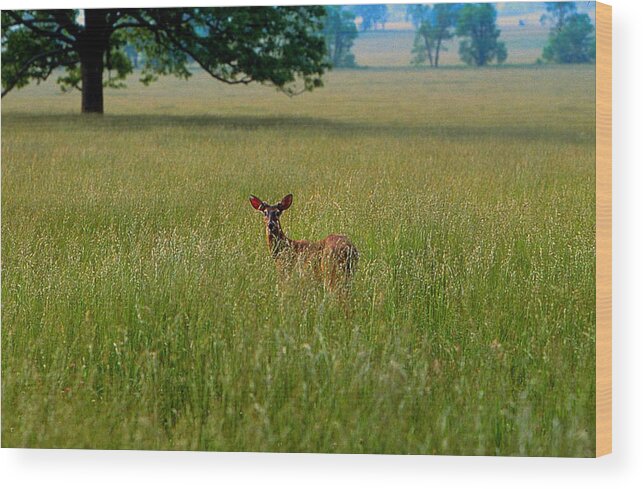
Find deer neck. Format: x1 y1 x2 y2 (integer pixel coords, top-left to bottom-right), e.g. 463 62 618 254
266 227 291 258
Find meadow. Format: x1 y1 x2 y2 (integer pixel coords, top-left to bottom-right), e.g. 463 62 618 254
353 23 549 67
1 29 596 455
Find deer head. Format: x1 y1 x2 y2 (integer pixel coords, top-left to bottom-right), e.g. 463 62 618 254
249 194 293 254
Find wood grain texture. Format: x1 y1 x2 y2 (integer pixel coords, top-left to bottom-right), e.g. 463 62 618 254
596 1 612 458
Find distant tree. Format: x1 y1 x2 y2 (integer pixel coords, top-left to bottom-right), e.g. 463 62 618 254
323 6 358 68
353 5 388 31
456 3 507 66
542 13 595 63
406 4 426 28
411 4 459 67
540 2 577 30
1 7 329 114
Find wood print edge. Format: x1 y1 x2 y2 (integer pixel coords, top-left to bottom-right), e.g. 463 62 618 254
595 1 612 458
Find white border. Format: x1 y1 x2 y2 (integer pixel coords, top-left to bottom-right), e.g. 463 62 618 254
1 0 642 487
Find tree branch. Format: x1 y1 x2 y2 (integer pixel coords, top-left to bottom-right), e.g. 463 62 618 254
51 11 81 38
163 31 254 85
111 21 149 31
1 48 72 97
277 84 310 97
6 11 76 45
127 11 254 86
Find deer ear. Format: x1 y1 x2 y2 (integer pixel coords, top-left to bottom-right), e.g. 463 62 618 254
249 195 265 211
279 194 293 211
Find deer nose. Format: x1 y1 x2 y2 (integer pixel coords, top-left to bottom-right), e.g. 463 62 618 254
268 221 277 231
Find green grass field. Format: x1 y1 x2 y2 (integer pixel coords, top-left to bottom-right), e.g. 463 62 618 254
2 30 596 456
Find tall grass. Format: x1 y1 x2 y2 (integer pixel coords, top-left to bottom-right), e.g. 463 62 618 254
1 64 595 455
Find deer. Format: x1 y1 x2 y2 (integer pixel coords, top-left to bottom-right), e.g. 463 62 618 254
249 193 358 292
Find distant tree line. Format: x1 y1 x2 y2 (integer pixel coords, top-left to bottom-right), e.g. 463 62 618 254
352 5 388 31
323 3 595 70
408 2 594 68
320 5 388 69
323 6 358 68
112 4 598 72
407 2 596 67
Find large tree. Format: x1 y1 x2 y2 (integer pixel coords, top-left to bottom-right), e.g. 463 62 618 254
1 7 329 114
456 3 507 67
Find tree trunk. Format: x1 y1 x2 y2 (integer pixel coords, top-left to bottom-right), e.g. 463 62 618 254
80 52 104 113
423 34 434 67
78 9 110 114
435 38 442 67
333 32 343 67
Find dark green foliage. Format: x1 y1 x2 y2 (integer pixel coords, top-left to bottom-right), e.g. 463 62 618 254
323 6 358 68
410 4 459 67
1 7 330 113
0 11 79 94
352 5 388 31
456 3 507 66
542 9 595 64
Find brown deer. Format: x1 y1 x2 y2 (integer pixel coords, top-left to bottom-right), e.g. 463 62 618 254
249 194 358 290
